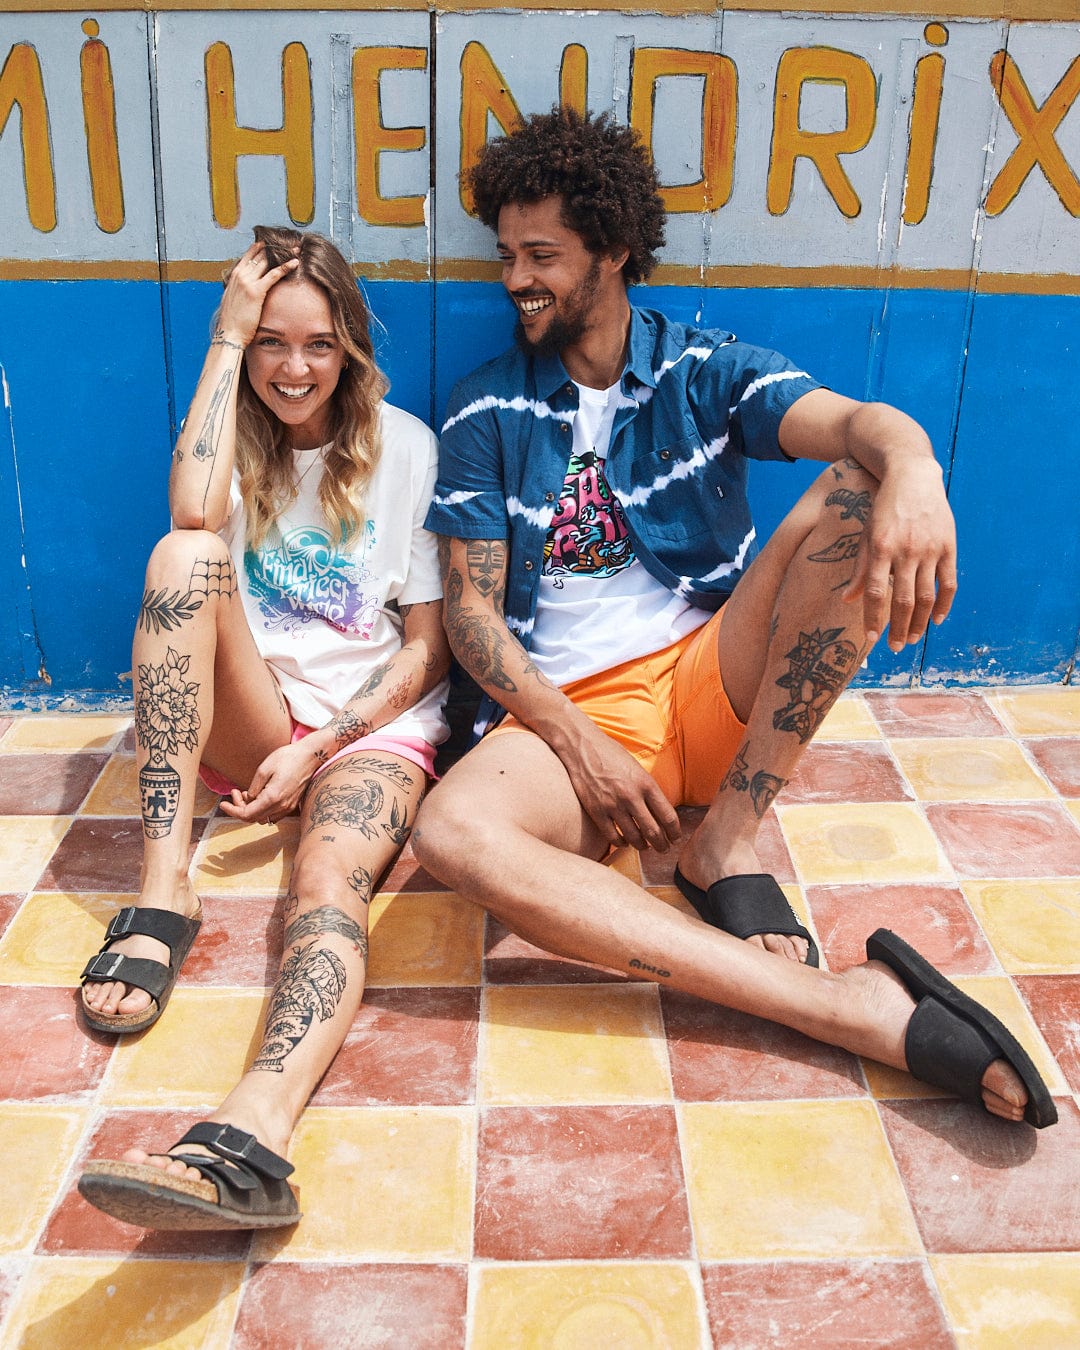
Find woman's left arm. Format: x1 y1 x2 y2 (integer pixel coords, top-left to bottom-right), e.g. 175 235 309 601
219 599 450 823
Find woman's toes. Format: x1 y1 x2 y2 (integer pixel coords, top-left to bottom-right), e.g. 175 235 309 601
982 1057 1027 1119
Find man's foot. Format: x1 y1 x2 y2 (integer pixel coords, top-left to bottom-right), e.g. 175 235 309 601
676 837 811 963
82 880 202 1022
119 1086 293 1180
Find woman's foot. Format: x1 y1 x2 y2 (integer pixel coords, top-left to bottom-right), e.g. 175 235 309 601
82 880 202 1021
118 1084 294 1179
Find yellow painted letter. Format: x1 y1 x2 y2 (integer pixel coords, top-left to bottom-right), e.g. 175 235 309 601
206 41 314 229
459 42 523 215
353 46 427 228
81 20 124 234
0 43 56 233
768 47 877 218
559 44 587 115
986 51 1080 217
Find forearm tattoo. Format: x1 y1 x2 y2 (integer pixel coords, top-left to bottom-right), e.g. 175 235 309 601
328 708 372 751
773 627 859 743
251 942 349 1074
444 567 517 694
719 741 788 818
210 327 245 353
192 367 235 464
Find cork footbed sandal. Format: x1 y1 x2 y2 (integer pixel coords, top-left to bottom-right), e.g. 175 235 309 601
78 1122 301 1230
79 902 202 1034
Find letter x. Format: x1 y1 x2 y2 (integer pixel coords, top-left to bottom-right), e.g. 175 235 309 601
986 52 1080 216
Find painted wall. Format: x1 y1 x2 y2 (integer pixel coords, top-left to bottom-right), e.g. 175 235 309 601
1 3 1077 707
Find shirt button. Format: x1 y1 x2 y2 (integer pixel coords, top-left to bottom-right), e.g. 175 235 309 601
560 424 569 434
660 450 671 460
524 560 534 571
544 492 555 502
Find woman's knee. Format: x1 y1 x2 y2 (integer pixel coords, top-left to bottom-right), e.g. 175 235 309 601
144 529 232 589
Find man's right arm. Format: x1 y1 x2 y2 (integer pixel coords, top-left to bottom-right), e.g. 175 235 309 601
439 535 680 853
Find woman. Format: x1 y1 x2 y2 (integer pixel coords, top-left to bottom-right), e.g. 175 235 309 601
77 227 450 1229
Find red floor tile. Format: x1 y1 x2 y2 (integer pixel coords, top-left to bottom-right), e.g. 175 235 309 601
639 808 795 886
661 988 865 1101
878 1097 1080 1253
785 742 912 804
926 803 1080 878
0 754 108 814
865 691 1007 738
181 895 284 987
310 988 480 1107
808 884 996 976
233 1263 467 1350
1025 737 1080 797
485 918 628 985
37 818 202 892
0 986 114 1101
474 1105 691 1260
0 893 24 937
42 1108 251 1259
702 1260 953 1349
1016 975 1080 1095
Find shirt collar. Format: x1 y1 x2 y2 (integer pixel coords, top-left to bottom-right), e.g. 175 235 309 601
531 302 656 403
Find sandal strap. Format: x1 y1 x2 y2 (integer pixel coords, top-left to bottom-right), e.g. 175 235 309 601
101 906 199 952
905 996 1001 1100
177 1123 294 1181
79 952 170 1001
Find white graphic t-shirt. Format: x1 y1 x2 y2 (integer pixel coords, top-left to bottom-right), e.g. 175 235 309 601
219 401 448 745
530 381 707 687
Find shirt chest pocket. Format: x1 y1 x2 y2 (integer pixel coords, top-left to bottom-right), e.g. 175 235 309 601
622 437 719 543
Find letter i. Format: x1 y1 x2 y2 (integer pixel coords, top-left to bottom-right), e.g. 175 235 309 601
80 18 125 232
902 23 948 226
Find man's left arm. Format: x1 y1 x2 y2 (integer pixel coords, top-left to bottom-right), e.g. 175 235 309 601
778 388 957 653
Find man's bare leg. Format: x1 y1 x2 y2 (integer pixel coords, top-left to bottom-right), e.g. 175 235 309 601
414 729 1028 1123
678 459 881 961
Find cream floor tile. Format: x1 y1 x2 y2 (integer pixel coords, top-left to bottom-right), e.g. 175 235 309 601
680 1100 921 1259
81 754 219 816
469 1262 707 1350
367 891 485 987
931 1253 1080 1350
1066 800 1080 831
191 816 299 895
1 715 130 753
863 972 1067 1100
963 879 1080 974
778 803 951 885
7 1257 245 1349
891 738 1054 802
816 694 880 742
0 817 71 891
0 892 126 985
0 1105 87 1254
252 1106 475 1263
988 689 1080 737
100 988 267 1106
480 984 670 1105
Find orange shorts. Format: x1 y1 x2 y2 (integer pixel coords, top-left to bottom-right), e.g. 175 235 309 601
498 604 746 808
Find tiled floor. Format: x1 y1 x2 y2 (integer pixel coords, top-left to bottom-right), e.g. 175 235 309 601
0 687 1078 1348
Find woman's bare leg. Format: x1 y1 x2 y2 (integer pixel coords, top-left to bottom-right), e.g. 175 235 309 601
83 529 291 1020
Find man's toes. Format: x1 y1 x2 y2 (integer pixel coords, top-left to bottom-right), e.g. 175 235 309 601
760 933 807 963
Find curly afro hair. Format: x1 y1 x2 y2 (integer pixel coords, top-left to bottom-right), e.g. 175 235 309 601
468 106 666 286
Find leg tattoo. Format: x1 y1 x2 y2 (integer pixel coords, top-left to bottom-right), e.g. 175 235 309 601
134 647 201 838
773 627 859 743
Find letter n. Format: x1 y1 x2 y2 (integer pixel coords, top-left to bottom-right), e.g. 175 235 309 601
0 43 56 232
459 42 522 215
205 41 314 229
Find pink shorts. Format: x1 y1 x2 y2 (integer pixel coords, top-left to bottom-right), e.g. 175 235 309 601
198 720 437 797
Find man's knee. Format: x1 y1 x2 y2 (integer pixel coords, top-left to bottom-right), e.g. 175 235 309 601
413 784 495 884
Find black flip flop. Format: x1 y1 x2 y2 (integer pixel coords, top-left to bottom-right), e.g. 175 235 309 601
866 928 1057 1129
673 869 819 967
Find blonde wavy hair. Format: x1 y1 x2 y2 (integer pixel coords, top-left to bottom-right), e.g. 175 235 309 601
220 226 388 550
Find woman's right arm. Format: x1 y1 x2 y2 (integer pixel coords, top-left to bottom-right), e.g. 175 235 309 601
169 242 298 531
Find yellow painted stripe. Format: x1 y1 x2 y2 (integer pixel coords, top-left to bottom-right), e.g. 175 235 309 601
4 256 1077 294
2 0 1075 13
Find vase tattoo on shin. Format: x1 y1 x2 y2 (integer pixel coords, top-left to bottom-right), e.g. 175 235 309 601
135 646 201 838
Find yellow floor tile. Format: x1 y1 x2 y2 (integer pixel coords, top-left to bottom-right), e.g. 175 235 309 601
191 816 299 894
866 973 1067 1100
932 1253 1080 1350
1066 800 1080 830
0 816 71 891
0 1105 87 1254
100 988 267 1106
0 892 126 986
8 1257 245 1349
252 1106 475 1262
778 802 950 884
608 847 643 884
470 1262 707 1349
1 714 130 752
988 688 1080 737
816 694 880 741
81 754 219 816
367 891 485 986
680 1100 921 1259
891 738 1054 802
963 879 1080 974
480 984 670 1105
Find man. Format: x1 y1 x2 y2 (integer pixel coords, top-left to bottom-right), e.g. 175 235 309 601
414 108 1054 1127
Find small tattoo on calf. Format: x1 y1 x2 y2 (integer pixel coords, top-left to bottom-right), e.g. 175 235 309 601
347 866 374 904
138 587 203 635
629 957 671 978
826 487 871 523
749 771 787 818
251 943 348 1073
808 532 862 565
773 627 859 743
720 742 750 793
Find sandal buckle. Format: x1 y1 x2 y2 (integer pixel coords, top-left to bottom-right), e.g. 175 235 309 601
209 1124 255 1161
86 952 125 980
106 907 136 938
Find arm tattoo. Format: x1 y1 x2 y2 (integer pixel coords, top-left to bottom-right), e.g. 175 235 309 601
192 367 235 463
210 327 245 353
773 627 859 742
328 708 372 751
444 567 517 694
353 663 390 702
251 942 350 1073
386 674 413 709
466 539 507 600
283 904 367 951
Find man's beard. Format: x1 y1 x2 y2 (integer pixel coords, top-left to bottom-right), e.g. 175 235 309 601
513 257 602 358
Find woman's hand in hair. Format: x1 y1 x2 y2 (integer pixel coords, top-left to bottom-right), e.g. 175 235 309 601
216 241 300 351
